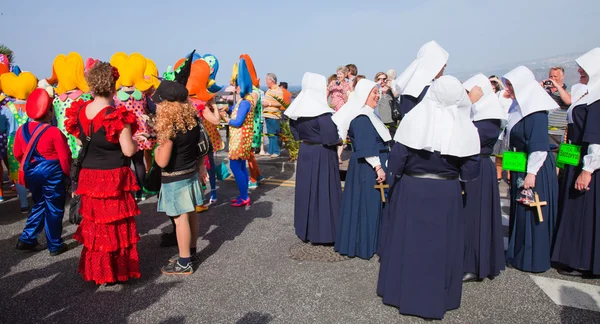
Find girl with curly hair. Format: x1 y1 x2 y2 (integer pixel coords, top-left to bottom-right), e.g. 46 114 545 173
152 52 206 274
65 62 141 285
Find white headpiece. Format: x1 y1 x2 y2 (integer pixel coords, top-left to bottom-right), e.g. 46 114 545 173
576 47 600 106
284 72 333 120
463 73 508 126
502 66 559 133
394 40 449 98
332 79 391 142
394 75 480 157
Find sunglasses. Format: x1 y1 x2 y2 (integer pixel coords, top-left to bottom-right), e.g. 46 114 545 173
377 77 388 82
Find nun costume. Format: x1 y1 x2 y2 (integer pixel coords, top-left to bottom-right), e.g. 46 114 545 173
333 79 391 259
461 74 508 282
552 48 600 276
503 66 559 273
393 40 449 118
284 72 342 244
377 75 481 320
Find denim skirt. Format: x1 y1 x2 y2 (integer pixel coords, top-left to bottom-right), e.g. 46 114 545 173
157 172 203 217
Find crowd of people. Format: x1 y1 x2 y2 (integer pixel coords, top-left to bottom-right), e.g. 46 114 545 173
287 41 600 319
0 51 294 280
0 40 599 320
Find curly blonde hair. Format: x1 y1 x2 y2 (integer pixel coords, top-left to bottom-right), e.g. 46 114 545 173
86 62 117 97
155 100 199 143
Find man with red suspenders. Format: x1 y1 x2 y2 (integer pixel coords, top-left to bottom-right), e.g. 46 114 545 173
13 88 72 255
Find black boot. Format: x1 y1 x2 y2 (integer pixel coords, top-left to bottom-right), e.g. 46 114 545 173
16 240 40 251
49 243 69 256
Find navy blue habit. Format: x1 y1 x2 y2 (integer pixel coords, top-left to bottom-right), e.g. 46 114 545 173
399 86 429 118
290 113 342 244
552 100 600 275
335 115 388 259
463 119 505 280
377 142 480 320
505 111 558 273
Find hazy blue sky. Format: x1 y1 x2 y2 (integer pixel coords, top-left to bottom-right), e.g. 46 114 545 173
1 0 598 86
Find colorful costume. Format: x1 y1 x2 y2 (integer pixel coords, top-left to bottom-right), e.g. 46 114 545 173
65 100 141 285
1 70 37 183
14 89 71 253
110 52 156 151
46 52 93 158
0 61 9 164
227 58 255 205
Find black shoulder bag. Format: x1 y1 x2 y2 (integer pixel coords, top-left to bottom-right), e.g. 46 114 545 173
69 112 93 225
390 90 402 122
197 120 213 158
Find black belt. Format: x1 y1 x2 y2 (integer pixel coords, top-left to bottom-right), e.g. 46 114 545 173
402 171 458 180
302 141 323 146
480 153 492 157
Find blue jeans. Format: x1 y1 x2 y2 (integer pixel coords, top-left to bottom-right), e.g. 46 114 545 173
265 118 280 155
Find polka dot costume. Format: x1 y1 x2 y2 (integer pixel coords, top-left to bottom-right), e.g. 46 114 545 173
53 93 92 158
113 92 156 151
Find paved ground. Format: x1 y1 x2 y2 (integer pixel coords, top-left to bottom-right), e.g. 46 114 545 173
1 154 599 323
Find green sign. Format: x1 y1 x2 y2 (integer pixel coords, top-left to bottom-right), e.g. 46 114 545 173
502 151 528 172
557 161 565 169
557 143 582 167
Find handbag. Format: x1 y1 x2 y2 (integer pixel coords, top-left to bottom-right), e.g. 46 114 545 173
197 120 213 158
144 161 162 192
69 113 93 225
390 92 402 122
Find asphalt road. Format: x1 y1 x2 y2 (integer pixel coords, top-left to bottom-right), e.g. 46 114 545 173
1 154 599 323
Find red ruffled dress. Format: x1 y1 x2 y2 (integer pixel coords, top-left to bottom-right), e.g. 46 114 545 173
65 100 141 285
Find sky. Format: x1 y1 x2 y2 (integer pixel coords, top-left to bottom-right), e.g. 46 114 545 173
1 0 598 87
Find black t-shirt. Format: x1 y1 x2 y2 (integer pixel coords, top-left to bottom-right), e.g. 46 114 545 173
161 122 201 183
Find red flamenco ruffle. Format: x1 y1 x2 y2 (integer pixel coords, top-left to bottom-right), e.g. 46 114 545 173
78 194 140 224
64 99 88 138
103 106 138 144
77 244 141 285
76 167 140 198
74 217 140 252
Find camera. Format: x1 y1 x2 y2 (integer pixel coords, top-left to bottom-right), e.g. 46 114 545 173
544 80 553 87
336 81 341 86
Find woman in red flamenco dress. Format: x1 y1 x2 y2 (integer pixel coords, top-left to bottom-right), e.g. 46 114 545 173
65 62 141 285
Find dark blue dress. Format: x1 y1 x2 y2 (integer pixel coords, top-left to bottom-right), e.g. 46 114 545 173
377 142 480 320
335 115 389 259
505 111 558 273
290 113 342 244
399 86 429 118
463 119 505 279
552 100 600 274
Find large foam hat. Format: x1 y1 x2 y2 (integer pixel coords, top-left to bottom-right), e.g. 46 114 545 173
0 71 38 100
26 88 53 119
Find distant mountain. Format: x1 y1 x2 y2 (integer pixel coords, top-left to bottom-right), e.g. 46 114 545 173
453 52 583 89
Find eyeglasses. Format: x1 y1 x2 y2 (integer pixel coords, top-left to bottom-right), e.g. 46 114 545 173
377 78 387 82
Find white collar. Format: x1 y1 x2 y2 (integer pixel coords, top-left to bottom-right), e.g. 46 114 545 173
394 75 480 157
355 105 392 142
567 83 589 124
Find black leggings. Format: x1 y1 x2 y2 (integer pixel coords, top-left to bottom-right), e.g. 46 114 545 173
132 150 146 193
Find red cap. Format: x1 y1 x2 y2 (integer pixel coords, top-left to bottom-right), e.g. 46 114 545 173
26 88 53 120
